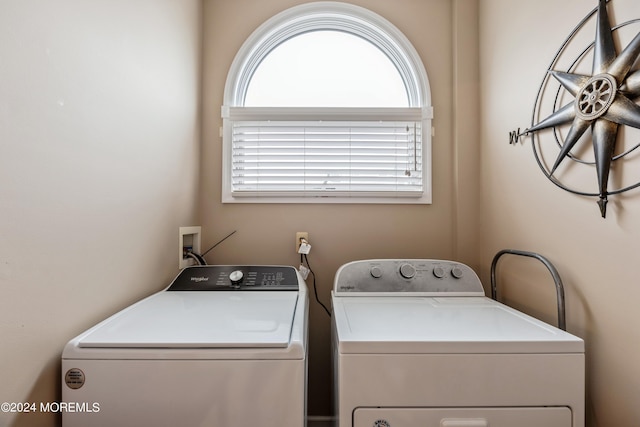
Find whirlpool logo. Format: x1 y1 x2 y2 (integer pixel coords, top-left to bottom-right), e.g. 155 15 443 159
190 276 209 283
373 420 390 427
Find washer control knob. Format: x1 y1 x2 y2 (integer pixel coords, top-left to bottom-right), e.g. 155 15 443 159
370 266 383 279
399 263 416 279
229 270 244 287
451 266 464 279
433 266 446 279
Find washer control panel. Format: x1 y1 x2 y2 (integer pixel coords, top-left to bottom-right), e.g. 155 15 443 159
168 265 300 291
333 259 484 295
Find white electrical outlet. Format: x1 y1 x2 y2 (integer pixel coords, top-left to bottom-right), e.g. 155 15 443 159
179 226 201 269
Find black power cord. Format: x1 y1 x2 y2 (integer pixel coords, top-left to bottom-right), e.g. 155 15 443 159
185 251 207 266
185 230 238 266
301 253 331 317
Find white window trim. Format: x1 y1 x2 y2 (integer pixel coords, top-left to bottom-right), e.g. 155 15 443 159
221 1 433 204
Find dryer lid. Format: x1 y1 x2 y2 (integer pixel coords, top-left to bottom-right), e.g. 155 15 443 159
78 291 299 348
332 296 584 354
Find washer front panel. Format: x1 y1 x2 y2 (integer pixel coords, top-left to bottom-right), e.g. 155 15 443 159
62 356 306 427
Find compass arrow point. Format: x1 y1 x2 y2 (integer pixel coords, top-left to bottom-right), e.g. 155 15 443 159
594 0 616 75
597 197 608 218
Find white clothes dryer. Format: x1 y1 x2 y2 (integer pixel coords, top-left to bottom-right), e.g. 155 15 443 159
62 265 308 427
332 259 584 427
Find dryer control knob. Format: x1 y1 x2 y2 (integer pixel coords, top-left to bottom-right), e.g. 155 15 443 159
229 270 244 286
399 263 416 279
451 266 464 279
433 266 446 279
370 266 383 279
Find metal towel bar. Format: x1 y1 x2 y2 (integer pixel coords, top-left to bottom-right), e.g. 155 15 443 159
490 249 566 331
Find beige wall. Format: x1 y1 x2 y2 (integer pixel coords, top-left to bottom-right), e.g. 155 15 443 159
0 1 201 426
202 0 480 416
480 0 640 425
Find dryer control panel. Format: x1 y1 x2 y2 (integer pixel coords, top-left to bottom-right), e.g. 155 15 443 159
333 259 485 296
168 265 300 291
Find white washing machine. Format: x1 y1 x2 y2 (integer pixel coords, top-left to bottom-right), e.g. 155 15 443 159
62 265 308 427
332 259 584 427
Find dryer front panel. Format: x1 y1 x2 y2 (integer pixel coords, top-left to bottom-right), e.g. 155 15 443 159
354 407 572 427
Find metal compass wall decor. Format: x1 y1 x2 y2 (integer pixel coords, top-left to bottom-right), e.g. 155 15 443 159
510 0 640 218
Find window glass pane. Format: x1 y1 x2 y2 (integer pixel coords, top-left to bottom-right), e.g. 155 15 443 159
244 30 409 107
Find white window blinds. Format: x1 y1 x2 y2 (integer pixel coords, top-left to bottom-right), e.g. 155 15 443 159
223 107 427 199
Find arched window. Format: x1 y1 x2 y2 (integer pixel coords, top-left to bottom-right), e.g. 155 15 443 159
222 2 433 203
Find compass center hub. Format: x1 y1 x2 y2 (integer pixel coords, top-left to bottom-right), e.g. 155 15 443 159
575 74 617 120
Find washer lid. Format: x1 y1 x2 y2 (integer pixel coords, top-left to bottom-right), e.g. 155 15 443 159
78 291 299 348
332 296 584 354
